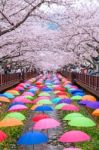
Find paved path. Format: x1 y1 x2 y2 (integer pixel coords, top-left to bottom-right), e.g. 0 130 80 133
18 106 64 150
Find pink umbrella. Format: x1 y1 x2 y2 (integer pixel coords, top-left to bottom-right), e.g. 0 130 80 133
33 118 60 130
13 96 32 104
32 97 50 104
63 148 82 150
22 92 34 96
8 104 27 112
59 130 90 143
61 104 80 111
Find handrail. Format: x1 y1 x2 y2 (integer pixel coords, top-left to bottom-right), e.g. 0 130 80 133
62 72 99 97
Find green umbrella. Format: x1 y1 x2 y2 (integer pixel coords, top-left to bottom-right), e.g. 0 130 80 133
39 92 50 96
71 95 82 101
63 112 84 121
25 96 33 100
37 100 52 105
68 116 96 127
55 103 68 110
4 112 26 121
52 97 61 104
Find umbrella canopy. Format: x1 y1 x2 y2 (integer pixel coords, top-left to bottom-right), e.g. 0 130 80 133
55 103 68 110
58 130 90 143
39 92 50 97
78 100 89 105
57 99 72 104
37 100 52 105
33 118 60 130
4 112 25 121
68 116 96 127
22 92 34 96
13 96 32 104
82 95 96 101
0 118 23 127
92 109 99 116
6 90 20 96
2 93 15 99
86 101 99 109
63 113 84 121
0 97 10 103
35 105 53 112
32 114 49 122
61 104 80 112
0 130 7 142
71 96 82 101
8 104 27 112
8 102 25 109
52 97 61 104
31 104 42 110
25 96 33 100
17 131 48 145
63 148 82 150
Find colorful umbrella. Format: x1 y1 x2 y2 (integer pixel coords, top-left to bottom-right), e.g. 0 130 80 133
57 99 72 104
58 130 90 143
0 118 23 127
55 103 68 110
61 104 80 112
63 148 82 150
8 104 27 112
0 130 7 142
33 118 60 130
3 93 15 99
37 100 52 105
71 96 82 101
25 96 33 100
6 90 20 96
35 105 53 112
68 116 96 127
22 92 34 96
32 114 49 122
31 104 42 110
82 95 96 101
63 113 84 121
39 92 50 96
13 96 32 104
0 97 10 103
4 112 25 121
92 109 99 116
52 97 61 104
86 101 99 109
17 131 48 150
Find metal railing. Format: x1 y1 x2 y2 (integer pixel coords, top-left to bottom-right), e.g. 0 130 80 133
62 72 99 97
0 71 38 91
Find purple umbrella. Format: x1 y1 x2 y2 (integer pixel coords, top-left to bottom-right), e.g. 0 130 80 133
57 99 72 104
78 100 90 105
86 101 99 109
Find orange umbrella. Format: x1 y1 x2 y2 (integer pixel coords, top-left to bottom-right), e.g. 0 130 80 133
6 90 20 96
0 118 23 127
0 97 10 103
92 109 99 116
82 95 96 101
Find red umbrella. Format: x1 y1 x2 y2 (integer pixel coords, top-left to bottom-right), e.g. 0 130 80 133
61 104 80 111
58 130 90 143
32 113 49 122
0 130 7 142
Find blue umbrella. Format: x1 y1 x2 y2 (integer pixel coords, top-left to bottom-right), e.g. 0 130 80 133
17 131 48 150
73 92 85 96
35 105 53 112
78 100 90 105
3 93 15 99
